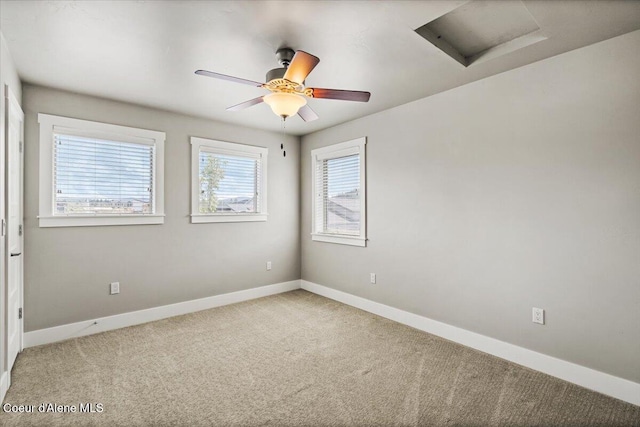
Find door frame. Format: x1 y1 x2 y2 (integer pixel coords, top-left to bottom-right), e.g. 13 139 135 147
2 85 24 399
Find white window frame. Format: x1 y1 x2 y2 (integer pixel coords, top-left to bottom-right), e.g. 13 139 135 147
38 114 165 227
190 137 268 223
311 137 366 247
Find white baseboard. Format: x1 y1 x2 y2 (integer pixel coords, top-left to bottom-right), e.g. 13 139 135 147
24 280 300 348
0 371 8 404
22 278 640 406
300 280 640 406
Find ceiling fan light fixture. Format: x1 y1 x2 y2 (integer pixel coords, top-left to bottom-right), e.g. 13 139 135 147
263 92 307 119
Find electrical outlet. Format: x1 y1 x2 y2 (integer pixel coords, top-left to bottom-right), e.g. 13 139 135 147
110 282 120 295
532 307 544 325
370 273 376 284
266 261 272 271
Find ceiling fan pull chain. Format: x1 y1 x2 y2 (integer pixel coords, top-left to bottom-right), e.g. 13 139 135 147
281 117 286 157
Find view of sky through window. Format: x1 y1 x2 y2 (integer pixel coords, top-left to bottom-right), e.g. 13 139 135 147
54 134 153 215
325 154 359 197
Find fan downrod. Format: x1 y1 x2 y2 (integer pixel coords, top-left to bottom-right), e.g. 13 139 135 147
275 48 295 68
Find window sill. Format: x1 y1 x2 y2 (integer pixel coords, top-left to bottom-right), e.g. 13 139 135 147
38 214 165 228
311 233 367 247
191 213 268 223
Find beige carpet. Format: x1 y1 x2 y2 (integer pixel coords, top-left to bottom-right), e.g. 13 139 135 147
1 290 638 426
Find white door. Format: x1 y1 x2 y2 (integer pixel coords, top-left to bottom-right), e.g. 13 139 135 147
6 86 24 374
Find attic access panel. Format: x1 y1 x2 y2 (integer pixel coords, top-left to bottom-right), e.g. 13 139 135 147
415 0 547 67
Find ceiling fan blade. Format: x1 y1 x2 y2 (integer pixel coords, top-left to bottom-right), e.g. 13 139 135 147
297 104 319 122
226 96 264 112
283 51 320 85
195 70 264 87
310 88 371 102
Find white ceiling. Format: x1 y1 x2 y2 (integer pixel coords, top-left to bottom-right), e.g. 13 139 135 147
1 1 640 136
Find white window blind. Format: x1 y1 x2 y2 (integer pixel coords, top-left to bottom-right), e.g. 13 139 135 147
316 154 360 235
53 133 154 215
199 150 262 214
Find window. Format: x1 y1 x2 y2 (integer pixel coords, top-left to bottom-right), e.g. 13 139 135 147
38 114 165 227
311 137 366 247
190 137 268 223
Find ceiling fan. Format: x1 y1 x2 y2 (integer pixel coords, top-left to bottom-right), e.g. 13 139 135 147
195 48 371 122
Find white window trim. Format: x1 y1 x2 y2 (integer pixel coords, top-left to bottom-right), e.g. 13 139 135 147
190 137 268 223
311 136 367 247
38 114 165 227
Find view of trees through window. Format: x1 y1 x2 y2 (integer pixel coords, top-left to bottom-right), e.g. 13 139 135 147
198 152 259 214
199 154 226 213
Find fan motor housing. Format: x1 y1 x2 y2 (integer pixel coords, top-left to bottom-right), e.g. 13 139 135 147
266 67 286 83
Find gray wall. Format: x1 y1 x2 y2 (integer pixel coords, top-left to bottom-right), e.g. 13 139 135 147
1 32 22 382
23 85 300 332
300 30 640 382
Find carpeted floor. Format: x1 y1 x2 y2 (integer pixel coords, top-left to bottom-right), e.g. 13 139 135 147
1 290 638 426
